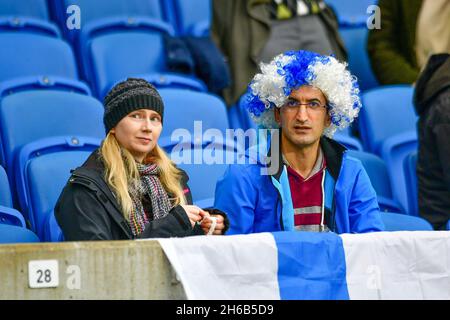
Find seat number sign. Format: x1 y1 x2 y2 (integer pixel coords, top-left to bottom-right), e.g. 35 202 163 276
28 260 59 288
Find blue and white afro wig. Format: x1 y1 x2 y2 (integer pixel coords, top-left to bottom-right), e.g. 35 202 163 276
246 50 362 138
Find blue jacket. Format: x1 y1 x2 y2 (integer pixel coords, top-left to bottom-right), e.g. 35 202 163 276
214 136 385 234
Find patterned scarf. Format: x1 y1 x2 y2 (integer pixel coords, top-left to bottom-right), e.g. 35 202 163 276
128 162 171 236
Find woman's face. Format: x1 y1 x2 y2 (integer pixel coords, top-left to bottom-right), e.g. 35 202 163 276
111 109 162 163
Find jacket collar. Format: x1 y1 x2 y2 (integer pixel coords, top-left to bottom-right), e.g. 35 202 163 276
269 132 346 181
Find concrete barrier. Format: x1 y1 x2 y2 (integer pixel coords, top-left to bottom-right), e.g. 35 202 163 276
0 240 186 299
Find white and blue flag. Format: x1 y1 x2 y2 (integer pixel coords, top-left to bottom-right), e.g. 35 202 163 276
159 231 450 300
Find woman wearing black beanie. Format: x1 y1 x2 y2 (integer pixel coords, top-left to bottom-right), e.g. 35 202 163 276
55 78 229 240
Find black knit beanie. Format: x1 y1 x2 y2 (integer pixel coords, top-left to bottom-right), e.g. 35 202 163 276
103 78 164 134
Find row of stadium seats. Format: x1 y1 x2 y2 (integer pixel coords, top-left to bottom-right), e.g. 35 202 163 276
0 21 207 98
1 0 445 242
0 0 375 38
0 0 380 96
1 0 211 37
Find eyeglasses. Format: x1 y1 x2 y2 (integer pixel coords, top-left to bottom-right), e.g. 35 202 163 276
281 99 327 112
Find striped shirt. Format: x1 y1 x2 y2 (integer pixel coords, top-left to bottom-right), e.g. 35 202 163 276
284 149 330 232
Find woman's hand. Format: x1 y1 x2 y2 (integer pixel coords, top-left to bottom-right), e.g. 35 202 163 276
181 205 208 228
200 214 225 235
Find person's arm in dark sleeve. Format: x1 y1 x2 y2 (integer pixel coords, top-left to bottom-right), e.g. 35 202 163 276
55 184 115 241
367 0 419 84
433 123 450 191
137 205 200 238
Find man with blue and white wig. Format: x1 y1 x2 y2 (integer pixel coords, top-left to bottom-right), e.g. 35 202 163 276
215 50 385 234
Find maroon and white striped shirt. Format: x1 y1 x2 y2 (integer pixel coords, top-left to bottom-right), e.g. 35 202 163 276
284 149 329 232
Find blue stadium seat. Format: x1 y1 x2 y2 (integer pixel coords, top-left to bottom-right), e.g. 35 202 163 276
334 133 363 151
325 0 377 26
49 0 168 42
360 85 417 154
0 32 78 83
0 0 49 20
0 89 103 170
404 151 418 217
339 25 378 91
171 0 211 36
106 73 207 96
0 76 91 98
78 17 205 97
381 212 433 231
0 223 40 243
347 150 404 213
17 137 99 240
0 89 104 214
46 212 64 242
381 131 418 215
173 140 244 207
0 17 59 37
0 205 26 227
0 165 12 207
158 88 230 149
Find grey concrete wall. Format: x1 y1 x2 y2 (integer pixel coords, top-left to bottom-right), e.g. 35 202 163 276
0 240 186 299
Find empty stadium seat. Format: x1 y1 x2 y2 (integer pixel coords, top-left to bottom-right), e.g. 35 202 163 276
106 73 207 96
158 88 230 149
381 131 418 215
0 89 104 217
171 0 211 36
0 0 49 20
325 0 377 26
0 76 91 98
0 165 12 207
0 16 60 37
0 223 40 243
174 140 244 207
347 150 404 213
78 17 206 97
17 137 99 240
49 0 168 42
0 205 26 227
339 25 378 91
381 212 433 231
0 32 78 83
360 85 417 154
404 151 418 217
0 89 103 169
334 133 363 151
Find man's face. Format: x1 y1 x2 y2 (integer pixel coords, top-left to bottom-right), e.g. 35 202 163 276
274 85 331 148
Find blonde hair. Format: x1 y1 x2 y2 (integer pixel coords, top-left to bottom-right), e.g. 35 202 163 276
100 132 186 219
